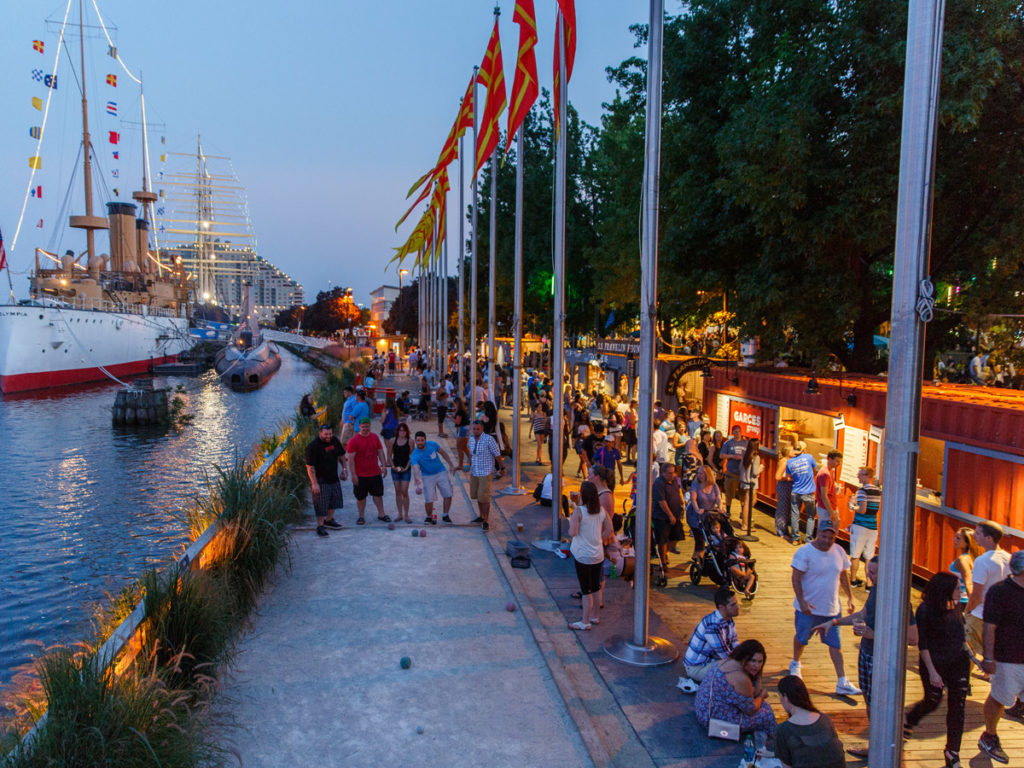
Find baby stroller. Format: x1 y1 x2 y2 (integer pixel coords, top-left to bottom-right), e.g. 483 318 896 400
688 514 759 598
621 499 669 588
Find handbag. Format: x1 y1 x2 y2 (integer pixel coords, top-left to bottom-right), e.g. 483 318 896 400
706 669 741 741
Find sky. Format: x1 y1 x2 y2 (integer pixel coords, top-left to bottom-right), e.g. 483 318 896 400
1 0 654 307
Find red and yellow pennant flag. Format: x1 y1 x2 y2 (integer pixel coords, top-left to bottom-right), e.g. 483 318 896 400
474 18 507 178
505 0 539 153
403 77 475 203
553 0 576 137
33 40 45 54
106 73 117 87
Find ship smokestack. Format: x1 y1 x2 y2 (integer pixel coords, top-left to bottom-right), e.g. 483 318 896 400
135 219 150 274
106 202 137 272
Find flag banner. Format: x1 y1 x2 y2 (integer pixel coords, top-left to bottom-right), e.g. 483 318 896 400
31 186 42 198
403 76 475 203
475 18 507 177
107 44 117 58
34 70 58 89
32 97 42 111
28 156 42 169
111 169 119 178
160 154 166 162
553 0 577 136
0 225 8 271
33 40 44 54
37 219 44 228
157 206 165 215
159 189 164 198
506 0 539 154
112 151 119 159
160 136 165 144
106 74 117 87
112 187 119 196
108 131 120 144
31 69 43 82
29 126 41 139
158 170 164 179
106 101 117 115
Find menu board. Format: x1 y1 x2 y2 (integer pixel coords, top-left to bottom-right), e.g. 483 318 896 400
716 394 730 435
840 426 869 487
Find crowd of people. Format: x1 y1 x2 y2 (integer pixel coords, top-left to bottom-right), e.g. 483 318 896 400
301 355 1023 767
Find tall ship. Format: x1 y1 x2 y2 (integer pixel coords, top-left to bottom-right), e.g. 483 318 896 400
0 5 191 394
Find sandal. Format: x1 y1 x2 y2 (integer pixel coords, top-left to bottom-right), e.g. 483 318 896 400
378 515 392 523
590 617 600 625
357 518 366 525
569 621 591 631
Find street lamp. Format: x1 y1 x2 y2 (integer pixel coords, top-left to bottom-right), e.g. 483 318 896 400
399 268 409 291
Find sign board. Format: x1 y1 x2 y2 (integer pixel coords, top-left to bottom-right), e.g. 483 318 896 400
716 394 730 435
595 338 640 356
868 425 883 443
840 426 869 487
833 414 846 431
729 400 763 440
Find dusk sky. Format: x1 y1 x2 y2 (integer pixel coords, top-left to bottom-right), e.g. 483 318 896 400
1 1 653 307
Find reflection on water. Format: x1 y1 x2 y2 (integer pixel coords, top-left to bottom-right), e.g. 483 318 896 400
0 349 321 686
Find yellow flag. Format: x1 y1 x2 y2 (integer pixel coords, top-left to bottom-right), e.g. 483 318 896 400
29 156 42 169
32 97 42 111
160 154 166 162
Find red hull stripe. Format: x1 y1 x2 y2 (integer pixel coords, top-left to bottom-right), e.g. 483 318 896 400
0 356 178 393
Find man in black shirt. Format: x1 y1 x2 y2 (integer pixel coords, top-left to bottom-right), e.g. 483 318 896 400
979 549 1024 764
305 423 347 537
651 463 683 565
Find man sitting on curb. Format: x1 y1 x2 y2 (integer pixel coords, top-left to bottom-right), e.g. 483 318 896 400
677 586 740 692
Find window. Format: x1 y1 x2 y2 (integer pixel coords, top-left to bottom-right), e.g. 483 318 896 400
778 407 835 462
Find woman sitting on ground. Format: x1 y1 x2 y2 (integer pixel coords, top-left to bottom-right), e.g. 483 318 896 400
774 675 845 768
694 639 777 740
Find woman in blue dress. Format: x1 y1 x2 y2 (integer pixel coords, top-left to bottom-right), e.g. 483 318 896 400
694 639 777 739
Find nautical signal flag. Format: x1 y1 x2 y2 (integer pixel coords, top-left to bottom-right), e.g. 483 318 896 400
553 0 576 137
506 0 539 154
33 40 44 53
108 131 120 145
111 169 119 178
31 186 42 198
0 225 7 271
29 156 42 169
29 126 41 139
33 70 58 89
112 151 119 159
106 74 117 87
107 44 117 58
113 188 119 197
160 154 166 162
474 18 507 178
31 69 43 82
32 97 42 111
37 219 44 229
106 101 117 116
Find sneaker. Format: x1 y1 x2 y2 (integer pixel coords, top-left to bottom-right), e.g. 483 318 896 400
428 516 437 525
836 678 862 696
471 516 484 524
788 660 802 678
441 515 452 523
423 517 432 525
323 519 343 529
850 578 864 587
845 747 869 760
978 732 1009 763
316 525 329 537
482 522 489 531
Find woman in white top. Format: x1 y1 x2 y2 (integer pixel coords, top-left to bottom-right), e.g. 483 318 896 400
568 481 613 630
739 438 763 532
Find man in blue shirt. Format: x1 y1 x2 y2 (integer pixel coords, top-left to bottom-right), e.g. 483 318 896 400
680 586 741 687
720 425 748 519
785 441 819 543
347 389 371 433
339 386 356 445
410 430 456 524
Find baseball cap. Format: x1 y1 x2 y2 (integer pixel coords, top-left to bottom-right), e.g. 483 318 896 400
604 434 615 442
819 520 836 532
358 417 371 425
1010 549 1024 575
319 423 332 430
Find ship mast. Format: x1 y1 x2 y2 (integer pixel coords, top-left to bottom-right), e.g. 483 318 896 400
68 0 109 259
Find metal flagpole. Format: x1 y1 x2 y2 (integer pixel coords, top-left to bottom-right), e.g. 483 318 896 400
488 142 498 408
418 262 424 354
870 0 945 763
442 224 448 380
458 130 466 399
470 67 480 411
605 0 677 666
535 7 568 551
501 124 528 496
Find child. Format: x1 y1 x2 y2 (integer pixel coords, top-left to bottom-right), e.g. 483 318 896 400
728 539 756 599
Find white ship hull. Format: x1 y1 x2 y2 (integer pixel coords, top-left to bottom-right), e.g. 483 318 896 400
0 304 190 393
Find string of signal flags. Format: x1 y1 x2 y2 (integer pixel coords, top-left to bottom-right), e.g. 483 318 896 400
391 0 575 270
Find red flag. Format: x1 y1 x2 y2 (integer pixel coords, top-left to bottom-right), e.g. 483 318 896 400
108 131 120 145
33 40 44 54
553 0 576 137
106 73 117 87
0 225 8 271
474 19 507 178
505 0 539 153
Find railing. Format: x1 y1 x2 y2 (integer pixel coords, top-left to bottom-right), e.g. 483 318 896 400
27 294 183 319
264 329 330 349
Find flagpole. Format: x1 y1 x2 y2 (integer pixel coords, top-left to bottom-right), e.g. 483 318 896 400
604 0 677 667
442 226 449 380
470 67 480 409
488 141 498 408
536 7 567 552
458 129 466 400
506 124 528 495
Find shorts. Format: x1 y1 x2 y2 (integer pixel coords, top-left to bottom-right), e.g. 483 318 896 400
421 471 453 503
848 524 878 561
390 468 411 482
724 472 740 501
857 643 874 707
457 426 470 438
436 406 448 421
353 474 384 500
815 505 833 524
469 473 492 500
965 613 984 656
574 558 603 595
990 661 1024 707
312 481 344 517
652 517 672 546
339 423 354 447
794 611 841 649
381 428 396 440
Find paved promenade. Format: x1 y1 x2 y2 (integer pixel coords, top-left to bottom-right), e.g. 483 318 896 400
217 372 1023 766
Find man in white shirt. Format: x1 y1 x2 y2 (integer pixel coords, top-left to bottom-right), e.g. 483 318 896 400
652 417 670 465
789 521 862 695
965 521 1012 657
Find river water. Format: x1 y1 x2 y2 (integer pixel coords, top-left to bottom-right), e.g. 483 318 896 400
0 349 322 688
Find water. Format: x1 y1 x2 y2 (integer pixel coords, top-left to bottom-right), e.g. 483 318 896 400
0 348 322 687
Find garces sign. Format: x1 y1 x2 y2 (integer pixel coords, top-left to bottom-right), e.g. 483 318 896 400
729 400 762 440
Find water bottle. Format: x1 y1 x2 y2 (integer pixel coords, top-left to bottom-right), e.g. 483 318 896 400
610 561 618 579
742 733 755 764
